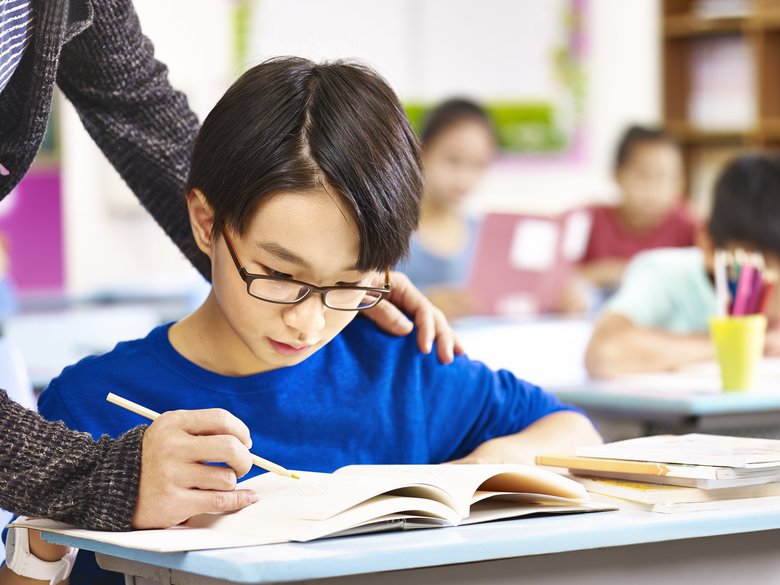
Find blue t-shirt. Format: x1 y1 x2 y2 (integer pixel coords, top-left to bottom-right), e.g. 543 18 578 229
36 317 576 584
604 247 716 334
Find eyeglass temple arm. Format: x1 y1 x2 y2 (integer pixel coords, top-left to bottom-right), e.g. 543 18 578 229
221 227 245 271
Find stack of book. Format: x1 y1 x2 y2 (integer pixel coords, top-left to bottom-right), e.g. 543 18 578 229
537 434 780 513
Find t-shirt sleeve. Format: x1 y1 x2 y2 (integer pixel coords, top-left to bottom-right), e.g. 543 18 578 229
604 252 674 328
419 352 581 462
38 378 82 432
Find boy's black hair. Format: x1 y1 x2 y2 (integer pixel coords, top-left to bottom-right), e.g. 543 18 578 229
186 57 422 272
420 98 496 147
614 125 679 170
708 153 780 255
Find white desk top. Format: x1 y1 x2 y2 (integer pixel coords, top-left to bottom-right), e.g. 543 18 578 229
45 505 780 584
455 317 780 418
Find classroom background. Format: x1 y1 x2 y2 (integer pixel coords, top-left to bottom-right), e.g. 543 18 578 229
4 0 778 429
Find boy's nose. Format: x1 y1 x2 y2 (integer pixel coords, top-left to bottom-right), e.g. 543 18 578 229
283 294 327 339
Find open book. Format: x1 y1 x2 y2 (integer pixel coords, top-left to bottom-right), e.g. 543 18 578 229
16 464 609 553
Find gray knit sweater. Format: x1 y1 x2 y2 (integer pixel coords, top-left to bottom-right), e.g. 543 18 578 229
0 0 207 530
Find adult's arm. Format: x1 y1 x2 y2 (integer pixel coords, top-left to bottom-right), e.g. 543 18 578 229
0 391 257 531
55 0 208 278
0 389 143 530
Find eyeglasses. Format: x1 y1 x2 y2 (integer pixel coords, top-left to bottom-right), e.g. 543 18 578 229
221 227 391 311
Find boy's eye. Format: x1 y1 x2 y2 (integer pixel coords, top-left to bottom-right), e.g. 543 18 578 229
261 265 293 279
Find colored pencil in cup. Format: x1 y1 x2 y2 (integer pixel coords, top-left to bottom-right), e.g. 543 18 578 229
714 249 729 317
732 261 756 316
106 392 300 479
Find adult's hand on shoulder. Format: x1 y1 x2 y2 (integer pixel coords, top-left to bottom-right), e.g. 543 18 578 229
131 409 257 529
363 271 464 364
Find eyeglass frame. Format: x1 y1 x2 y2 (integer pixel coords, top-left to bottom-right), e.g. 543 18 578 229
221 226 392 311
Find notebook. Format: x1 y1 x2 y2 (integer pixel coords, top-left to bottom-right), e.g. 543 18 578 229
577 476 780 513
467 209 592 315
575 434 780 468
16 464 610 553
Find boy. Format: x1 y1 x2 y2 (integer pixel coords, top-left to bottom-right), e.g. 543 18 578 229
34 58 600 584
586 153 780 378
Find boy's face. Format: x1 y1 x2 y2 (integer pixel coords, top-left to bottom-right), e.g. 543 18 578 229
199 188 385 374
616 142 684 227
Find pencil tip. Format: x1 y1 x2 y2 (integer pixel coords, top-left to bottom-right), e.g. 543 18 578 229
291 473 300 480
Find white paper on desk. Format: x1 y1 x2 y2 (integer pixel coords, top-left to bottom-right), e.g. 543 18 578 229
594 358 780 395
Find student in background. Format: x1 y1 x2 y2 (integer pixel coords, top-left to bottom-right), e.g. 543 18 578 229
585 153 780 378
580 125 696 291
400 99 497 320
35 59 600 584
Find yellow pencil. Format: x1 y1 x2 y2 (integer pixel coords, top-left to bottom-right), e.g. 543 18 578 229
106 392 299 479
536 453 670 476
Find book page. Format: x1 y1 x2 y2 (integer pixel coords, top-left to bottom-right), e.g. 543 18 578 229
336 464 588 517
234 471 453 521
189 494 461 543
577 434 780 468
463 499 612 525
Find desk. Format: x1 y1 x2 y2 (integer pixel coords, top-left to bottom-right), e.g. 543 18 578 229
44 506 780 584
455 318 780 440
454 317 592 389
553 362 780 440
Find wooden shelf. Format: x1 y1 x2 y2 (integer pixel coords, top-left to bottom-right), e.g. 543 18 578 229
665 123 760 144
663 12 780 37
756 117 780 137
663 15 747 37
661 0 780 205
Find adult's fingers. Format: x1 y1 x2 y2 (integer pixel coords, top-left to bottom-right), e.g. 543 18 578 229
182 434 254 479
187 489 260 516
160 408 252 448
431 307 460 363
181 463 239 491
362 298 414 336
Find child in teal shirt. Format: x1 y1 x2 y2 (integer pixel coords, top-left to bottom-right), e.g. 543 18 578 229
586 153 780 377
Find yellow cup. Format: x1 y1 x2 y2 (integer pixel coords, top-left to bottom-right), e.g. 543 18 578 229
709 315 767 392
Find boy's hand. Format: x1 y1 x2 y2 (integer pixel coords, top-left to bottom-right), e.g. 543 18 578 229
132 409 258 529
447 437 536 466
363 271 464 364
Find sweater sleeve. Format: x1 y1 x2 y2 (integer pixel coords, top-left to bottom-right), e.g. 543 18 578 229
0 390 144 531
55 0 209 279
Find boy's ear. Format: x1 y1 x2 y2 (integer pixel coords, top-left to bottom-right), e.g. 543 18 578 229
187 189 216 257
